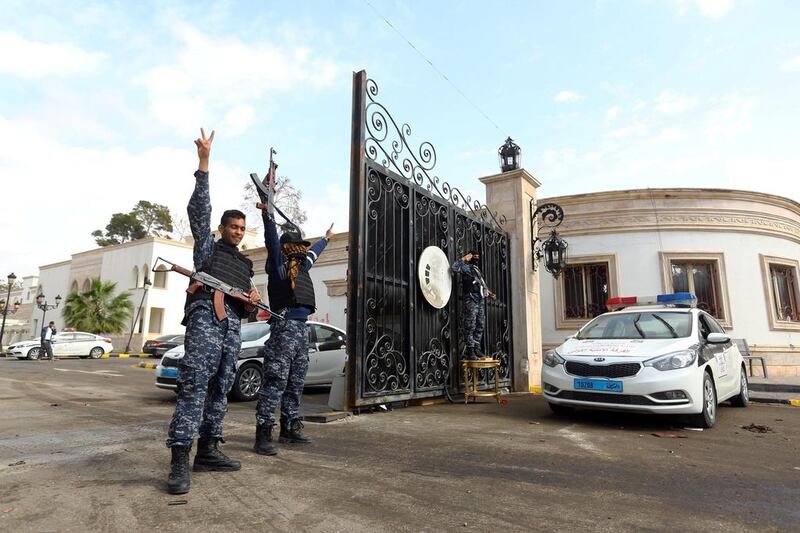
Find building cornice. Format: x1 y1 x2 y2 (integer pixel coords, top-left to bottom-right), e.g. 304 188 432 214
538 188 800 244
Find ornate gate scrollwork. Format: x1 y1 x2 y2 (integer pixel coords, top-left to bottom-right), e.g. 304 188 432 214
347 71 514 407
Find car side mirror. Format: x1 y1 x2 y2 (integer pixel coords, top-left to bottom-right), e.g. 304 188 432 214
706 332 730 344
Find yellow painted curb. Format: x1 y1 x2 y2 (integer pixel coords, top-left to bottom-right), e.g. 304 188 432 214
529 385 543 394
118 353 130 358
100 354 110 359
137 362 157 369
790 399 800 407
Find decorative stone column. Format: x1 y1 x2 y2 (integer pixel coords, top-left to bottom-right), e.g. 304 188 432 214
480 168 543 393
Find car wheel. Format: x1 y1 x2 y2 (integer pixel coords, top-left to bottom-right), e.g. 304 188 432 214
231 363 263 402
26 347 42 360
89 347 104 359
730 366 749 408
690 372 717 428
548 402 574 416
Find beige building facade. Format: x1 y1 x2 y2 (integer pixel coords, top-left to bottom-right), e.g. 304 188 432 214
538 188 800 378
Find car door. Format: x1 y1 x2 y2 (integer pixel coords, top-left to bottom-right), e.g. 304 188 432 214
705 314 738 397
697 314 730 396
51 333 75 356
307 324 346 385
73 333 97 356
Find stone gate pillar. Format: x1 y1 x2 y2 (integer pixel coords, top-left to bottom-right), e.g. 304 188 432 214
480 168 542 393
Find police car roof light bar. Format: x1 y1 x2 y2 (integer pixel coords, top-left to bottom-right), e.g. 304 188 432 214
606 292 697 310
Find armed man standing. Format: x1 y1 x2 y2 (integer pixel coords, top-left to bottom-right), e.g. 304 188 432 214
253 198 334 455
165 128 260 495
451 250 496 360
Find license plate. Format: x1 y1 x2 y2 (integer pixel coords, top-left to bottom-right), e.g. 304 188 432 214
161 368 178 378
574 378 623 392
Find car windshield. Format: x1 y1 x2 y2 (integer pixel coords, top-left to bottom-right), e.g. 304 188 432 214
577 312 692 339
240 322 270 342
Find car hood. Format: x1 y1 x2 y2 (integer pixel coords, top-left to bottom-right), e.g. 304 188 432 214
10 340 39 347
557 338 692 358
162 345 185 360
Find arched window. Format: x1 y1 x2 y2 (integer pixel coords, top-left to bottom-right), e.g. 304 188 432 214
70 281 79 294
82 279 91 293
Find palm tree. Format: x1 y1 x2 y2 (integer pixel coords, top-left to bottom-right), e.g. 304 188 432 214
63 278 133 334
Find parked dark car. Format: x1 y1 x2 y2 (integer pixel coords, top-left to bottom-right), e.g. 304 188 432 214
142 334 185 357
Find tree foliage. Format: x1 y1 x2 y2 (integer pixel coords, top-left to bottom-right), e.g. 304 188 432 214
132 200 173 237
93 200 173 246
63 278 133 334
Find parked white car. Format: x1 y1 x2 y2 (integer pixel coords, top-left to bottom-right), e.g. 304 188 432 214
542 293 748 428
155 320 347 401
8 332 114 360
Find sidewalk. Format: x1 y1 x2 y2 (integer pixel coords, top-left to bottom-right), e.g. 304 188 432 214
748 376 800 406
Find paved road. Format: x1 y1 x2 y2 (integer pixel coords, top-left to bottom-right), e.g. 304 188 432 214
1 358 798 532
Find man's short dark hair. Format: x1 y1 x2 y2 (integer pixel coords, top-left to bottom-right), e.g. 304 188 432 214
220 210 246 226
48 321 55 325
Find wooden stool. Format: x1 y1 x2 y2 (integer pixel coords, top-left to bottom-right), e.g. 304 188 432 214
462 357 501 404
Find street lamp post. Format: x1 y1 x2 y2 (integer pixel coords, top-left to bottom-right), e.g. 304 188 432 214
125 276 152 353
36 292 62 361
0 272 20 352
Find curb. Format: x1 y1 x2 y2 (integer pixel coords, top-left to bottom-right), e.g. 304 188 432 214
137 362 158 369
749 396 800 407
529 385 542 394
100 353 159 359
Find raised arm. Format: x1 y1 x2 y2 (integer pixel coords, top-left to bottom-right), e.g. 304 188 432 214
301 223 333 272
263 209 287 279
451 253 473 275
187 128 215 269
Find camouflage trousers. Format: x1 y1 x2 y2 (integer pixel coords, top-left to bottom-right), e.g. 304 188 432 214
255 319 309 426
166 303 241 448
462 294 486 355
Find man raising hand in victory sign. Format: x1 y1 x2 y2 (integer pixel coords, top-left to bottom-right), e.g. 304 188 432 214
165 128 258 495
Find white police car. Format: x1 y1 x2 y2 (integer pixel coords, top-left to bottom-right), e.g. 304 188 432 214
542 293 749 428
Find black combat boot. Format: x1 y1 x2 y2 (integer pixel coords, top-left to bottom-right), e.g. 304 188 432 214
279 419 312 444
167 445 191 494
254 423 277 456
193 436 241 472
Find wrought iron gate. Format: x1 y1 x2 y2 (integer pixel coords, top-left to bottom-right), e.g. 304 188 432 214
346 71 513 408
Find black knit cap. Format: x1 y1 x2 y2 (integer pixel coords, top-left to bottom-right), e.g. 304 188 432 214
279 225 311 247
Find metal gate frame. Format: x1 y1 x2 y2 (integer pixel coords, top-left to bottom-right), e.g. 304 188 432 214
346 71 513 409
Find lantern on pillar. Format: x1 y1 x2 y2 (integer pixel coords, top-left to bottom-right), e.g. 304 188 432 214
498 137 521 172
530 201 568 279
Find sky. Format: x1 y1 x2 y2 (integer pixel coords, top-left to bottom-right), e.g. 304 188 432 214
1 0 799 279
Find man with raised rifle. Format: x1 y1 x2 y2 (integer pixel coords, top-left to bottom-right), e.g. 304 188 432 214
165 128 260 495
252 152 334 456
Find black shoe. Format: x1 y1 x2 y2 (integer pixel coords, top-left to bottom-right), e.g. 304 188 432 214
279 420 312 444
193 437 241 472
167 445 191 494
254 423 277 456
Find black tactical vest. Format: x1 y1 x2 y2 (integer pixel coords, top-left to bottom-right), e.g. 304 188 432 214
461 264 484 297
268 263 316 312
185 239 254 317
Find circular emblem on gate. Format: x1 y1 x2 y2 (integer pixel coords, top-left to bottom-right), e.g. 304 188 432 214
417 246 452 309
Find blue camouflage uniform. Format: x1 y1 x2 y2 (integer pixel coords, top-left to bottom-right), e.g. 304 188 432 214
451 259 487 358
255 215 327 427
166 170 244 448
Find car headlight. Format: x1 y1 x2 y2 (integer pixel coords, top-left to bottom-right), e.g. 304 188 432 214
543 350 566 367
644 350 697 371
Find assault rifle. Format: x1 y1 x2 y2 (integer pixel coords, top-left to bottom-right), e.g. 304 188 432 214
249 147 302 234
153 257 283 321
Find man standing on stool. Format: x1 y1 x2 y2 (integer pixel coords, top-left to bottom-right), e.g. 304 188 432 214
165 128 260 495
451 250 496 360
254 201 334 455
